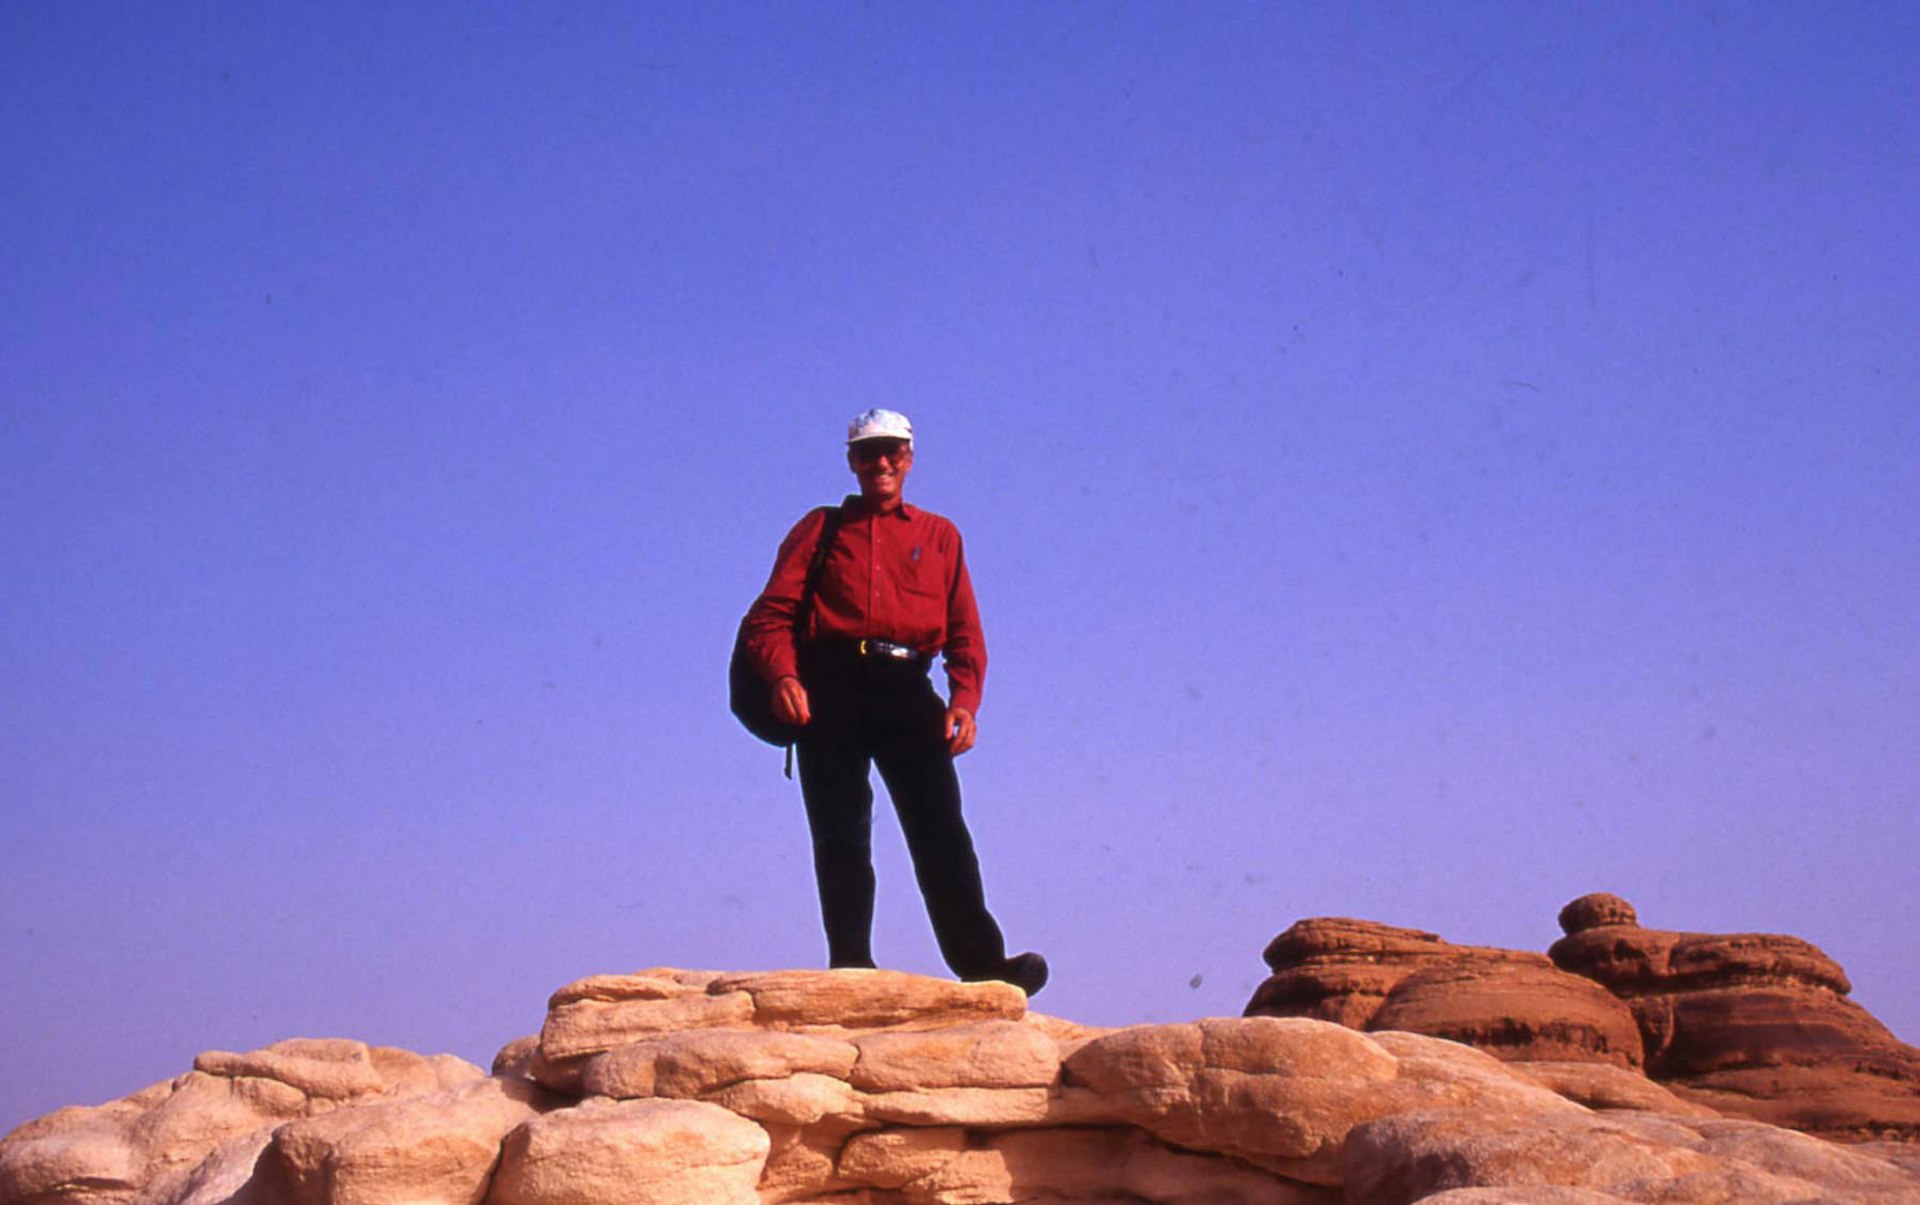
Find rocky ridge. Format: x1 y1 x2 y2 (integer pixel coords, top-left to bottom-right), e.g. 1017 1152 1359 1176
6 953 1920 1205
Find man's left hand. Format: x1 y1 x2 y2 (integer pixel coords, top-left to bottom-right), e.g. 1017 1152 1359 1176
944 706 977 756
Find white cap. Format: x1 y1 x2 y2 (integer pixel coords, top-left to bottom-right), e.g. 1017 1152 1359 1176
847 408 914 446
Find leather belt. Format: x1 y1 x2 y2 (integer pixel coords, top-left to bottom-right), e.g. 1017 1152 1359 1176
803 638 930 667
856 638 925 663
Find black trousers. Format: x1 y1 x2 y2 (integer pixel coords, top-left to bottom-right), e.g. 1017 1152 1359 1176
794 645 1008 979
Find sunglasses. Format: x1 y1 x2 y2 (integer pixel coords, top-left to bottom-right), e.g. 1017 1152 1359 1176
852 440 911 464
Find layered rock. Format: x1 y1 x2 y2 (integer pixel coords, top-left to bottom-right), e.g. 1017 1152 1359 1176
1245 918 1646 1069
1246 895 1920 1147
1550 892 1920 1141
5 966 1918 1205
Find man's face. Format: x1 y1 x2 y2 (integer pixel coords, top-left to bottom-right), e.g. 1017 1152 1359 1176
848 438 913 505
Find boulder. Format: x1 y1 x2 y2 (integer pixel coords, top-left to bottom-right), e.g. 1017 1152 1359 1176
269 1077 539 1205
1060 1016 1570 1185
486 1097 768 1205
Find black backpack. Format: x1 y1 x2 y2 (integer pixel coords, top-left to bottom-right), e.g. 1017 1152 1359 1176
729 506 844 748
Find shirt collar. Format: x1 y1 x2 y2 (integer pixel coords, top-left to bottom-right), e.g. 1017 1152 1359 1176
842 494 918 520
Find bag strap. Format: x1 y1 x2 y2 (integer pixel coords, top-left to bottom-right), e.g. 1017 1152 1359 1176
783 506 844 778
792 505 844 641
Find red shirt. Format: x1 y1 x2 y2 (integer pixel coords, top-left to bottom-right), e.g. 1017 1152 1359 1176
744 497 987 715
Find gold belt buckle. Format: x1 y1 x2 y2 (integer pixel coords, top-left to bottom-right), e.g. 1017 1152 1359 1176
857 639 870 657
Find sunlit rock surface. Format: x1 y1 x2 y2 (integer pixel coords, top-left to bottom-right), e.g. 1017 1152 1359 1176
5 957 1916 1205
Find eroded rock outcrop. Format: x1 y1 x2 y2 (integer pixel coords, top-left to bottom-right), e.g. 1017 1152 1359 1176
5 964 1917 1205
0 1038 485 1205
1248 894 1920 1148
1245 918 1646 1069
1550 892 1920 1141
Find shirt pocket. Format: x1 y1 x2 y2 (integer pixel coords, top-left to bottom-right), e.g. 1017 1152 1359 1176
899 548 948 600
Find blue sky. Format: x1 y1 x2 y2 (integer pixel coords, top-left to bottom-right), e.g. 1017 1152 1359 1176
3 2 1915 1132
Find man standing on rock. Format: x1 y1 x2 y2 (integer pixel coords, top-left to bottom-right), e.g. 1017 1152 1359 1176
743 409 1048 997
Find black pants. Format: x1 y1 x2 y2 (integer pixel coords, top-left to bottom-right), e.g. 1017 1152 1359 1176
794 645 1007 979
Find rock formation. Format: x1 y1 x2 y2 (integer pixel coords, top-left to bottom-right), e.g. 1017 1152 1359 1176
1244 918 1646 1069
1549 892 1920 1142
1247 893 1920 1146
6 962 1920 1205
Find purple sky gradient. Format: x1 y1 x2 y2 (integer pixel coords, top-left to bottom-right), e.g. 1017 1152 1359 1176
3 3 1915 1133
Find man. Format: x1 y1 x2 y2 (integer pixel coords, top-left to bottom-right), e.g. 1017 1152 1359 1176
743 409 1047 997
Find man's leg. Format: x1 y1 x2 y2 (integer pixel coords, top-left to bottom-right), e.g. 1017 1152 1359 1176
795 685 880 970
872 677 1008 980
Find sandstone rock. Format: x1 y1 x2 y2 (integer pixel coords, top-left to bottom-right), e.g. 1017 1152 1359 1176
531 968 1026 1097
0 1099 146 1205
270 1076 539 1205
538 983 756 1064
193 1039 389 1102
1509 1062 1718 1119
703 1072 858 1126
184 1038 479 1104
710 969 1028 1032
486 1097 768 1205
1550 893 1920 1141
1363 1032 1596 1119
849 1021 1059 1092
0 1038 485 1205
154 1130 279 1205
839 1124 1332 1205
580 1029 858 1100
0 1072 308 1205
752 1122 857 1203
1064 1016 1409 1182
1343 1108 1724 1205
1557 893 1638 934
1343 1106 1920 1205
1414 1190 1635 1204
490 1036 540 1081
1684 1116 1920 1199
835 1126 978 1198
859 1085 1055 1127
11 964 1920 1205
1248 919 1644 1069
547 969 724 1005
990 1127 1334 1205
1861 1139 1920 1176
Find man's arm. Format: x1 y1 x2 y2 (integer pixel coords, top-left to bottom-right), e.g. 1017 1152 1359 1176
743 509 830 722
941 529 986 755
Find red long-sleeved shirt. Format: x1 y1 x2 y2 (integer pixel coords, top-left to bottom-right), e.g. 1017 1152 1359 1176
743 497 986 715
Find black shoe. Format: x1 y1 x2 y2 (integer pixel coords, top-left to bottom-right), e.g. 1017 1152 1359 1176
1000 951 1049 998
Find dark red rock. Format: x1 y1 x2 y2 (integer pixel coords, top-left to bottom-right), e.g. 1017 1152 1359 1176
1557 892 1638 934
1246 918 1645 1069
1550 893 1920 1142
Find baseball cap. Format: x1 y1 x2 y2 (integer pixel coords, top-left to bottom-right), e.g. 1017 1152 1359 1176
847 408 914 446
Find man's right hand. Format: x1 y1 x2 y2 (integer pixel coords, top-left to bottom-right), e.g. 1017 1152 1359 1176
772 676 811 727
